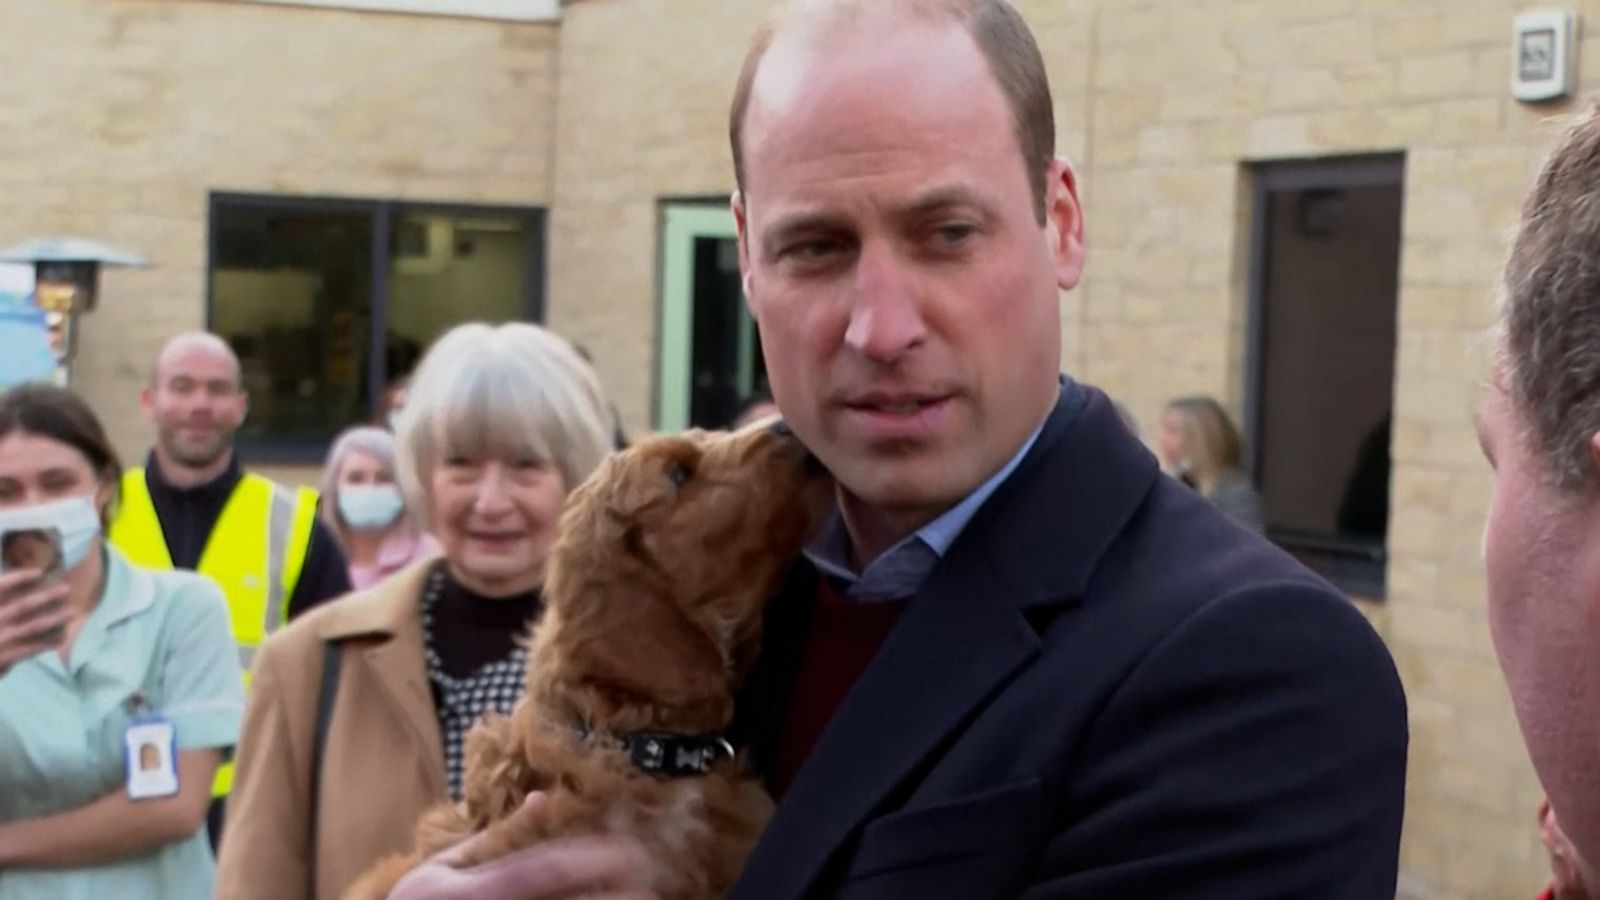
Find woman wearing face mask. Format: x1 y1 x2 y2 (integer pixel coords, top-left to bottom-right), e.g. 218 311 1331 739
0 384 244 899
216 323 615 900
1156 395 1264 532
318 426 437 590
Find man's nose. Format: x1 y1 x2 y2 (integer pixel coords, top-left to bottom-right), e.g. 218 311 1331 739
844 245 927 363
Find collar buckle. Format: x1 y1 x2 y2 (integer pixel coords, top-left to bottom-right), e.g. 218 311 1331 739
622 731 736 777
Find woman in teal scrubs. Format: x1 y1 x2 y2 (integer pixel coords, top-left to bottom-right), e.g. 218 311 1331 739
0 383 243 899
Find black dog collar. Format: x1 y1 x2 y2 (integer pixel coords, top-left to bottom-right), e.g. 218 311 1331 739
571 724 737 777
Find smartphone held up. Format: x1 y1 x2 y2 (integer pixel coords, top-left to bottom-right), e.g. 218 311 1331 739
0 526 69 648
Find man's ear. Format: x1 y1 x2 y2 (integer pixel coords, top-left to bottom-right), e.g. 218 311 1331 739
1045 157 1086 291
139 385 155 422
733 191 756 306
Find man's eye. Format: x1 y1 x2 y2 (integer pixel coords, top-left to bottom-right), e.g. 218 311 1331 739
784 239 843 261
933 223 978 246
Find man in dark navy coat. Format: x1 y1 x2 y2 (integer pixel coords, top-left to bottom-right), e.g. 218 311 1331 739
389 1 1407 897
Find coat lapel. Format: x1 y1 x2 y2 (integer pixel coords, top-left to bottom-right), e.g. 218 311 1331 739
732 380 1160 900
733 554 1041 900
358 638 447 797
318 557 448 798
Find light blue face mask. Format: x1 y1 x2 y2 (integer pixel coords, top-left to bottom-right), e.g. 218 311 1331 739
0 495 102 573
338 484 405 532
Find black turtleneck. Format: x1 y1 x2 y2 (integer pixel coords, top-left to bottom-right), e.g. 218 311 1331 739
142 453 352 620
429 565 543 678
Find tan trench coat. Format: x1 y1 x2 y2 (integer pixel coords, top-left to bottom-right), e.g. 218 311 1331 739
214 557 448 900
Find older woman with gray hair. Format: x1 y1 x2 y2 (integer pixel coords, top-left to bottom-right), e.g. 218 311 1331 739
317 426 437 590
215 323 615 900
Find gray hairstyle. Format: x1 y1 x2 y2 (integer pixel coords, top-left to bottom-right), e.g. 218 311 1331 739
318 425 408 543
393 322 614 528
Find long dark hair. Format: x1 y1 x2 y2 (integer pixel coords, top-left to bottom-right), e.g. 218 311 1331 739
0 383 123 524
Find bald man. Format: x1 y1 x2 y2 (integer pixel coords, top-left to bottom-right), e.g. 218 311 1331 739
109 332 350 848
388 1 1404 898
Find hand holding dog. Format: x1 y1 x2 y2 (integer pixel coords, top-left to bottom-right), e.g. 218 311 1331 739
387 793 663 900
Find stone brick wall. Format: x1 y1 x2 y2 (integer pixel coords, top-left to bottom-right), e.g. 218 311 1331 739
1073 5 1572 897
0 0 559 467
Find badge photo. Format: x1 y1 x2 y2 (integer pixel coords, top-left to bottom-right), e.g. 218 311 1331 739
124 716 179 800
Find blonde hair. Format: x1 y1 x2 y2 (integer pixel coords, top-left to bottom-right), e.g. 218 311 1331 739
394 323 614 527
1164 396 1245 492
319 425 417 547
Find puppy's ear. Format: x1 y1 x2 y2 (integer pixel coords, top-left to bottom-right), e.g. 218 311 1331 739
601 455 668 521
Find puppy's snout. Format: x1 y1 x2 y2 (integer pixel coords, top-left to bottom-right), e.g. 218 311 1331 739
765 420 825 475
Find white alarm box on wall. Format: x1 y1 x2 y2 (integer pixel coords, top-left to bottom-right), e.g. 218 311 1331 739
1512 10 1577 103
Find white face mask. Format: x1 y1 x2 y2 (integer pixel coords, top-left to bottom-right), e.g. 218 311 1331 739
338 484 405 532
0 495 101 573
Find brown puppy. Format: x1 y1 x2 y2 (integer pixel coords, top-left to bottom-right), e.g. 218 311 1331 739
347 423 830 900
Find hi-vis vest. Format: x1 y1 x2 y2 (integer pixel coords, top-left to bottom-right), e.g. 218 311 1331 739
108 468 319 797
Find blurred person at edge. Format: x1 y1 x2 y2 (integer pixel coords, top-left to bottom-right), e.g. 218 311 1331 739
106 332 351 848
1482 107 1600 900
1157 395 1264 531
388 0 1405 898
214 322 614 900
318 426 438 591
0 383 243 899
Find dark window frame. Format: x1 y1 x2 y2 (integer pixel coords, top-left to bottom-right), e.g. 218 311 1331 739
206 191 547 463
1243 154 1404 600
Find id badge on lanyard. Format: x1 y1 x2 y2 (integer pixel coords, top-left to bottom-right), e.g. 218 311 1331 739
123 693 179 800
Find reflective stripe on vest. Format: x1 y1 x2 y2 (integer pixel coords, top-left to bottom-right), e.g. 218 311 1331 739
108 467 319 796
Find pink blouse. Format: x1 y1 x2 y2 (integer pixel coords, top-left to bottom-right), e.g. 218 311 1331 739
347 531 440 591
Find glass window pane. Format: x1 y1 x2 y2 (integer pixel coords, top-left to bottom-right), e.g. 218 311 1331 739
386 212 531 386
211 203 373 453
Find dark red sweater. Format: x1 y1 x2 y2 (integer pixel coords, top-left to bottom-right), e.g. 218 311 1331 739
771 577 908 799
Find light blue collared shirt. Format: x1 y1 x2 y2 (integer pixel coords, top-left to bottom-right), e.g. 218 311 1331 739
804 420 1046 600
0 546 244 900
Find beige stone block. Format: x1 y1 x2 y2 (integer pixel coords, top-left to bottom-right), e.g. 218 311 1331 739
1376 10 1504 60
1246 114 1312 158
1223 20 1303 69
1157 77 1268 124
1265 69 1341 111
1366 104 1439 148
1290 19 1378 67
1331 62 1398 106
1399 52 1479 100
1136 124 1202 164
1428 98 1505 145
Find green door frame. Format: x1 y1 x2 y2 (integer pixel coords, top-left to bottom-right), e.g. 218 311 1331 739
656 204 753 432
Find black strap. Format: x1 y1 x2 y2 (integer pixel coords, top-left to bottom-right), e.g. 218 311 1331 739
621 731 735 777
307 639 343 899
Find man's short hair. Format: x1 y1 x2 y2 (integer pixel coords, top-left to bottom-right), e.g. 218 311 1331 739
728 0 1056 223
1500 105 1600 491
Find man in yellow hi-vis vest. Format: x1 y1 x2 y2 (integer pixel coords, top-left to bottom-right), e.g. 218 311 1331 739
108 332 351 851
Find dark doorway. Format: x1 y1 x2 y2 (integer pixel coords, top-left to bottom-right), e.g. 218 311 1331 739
1246 155 1403 598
